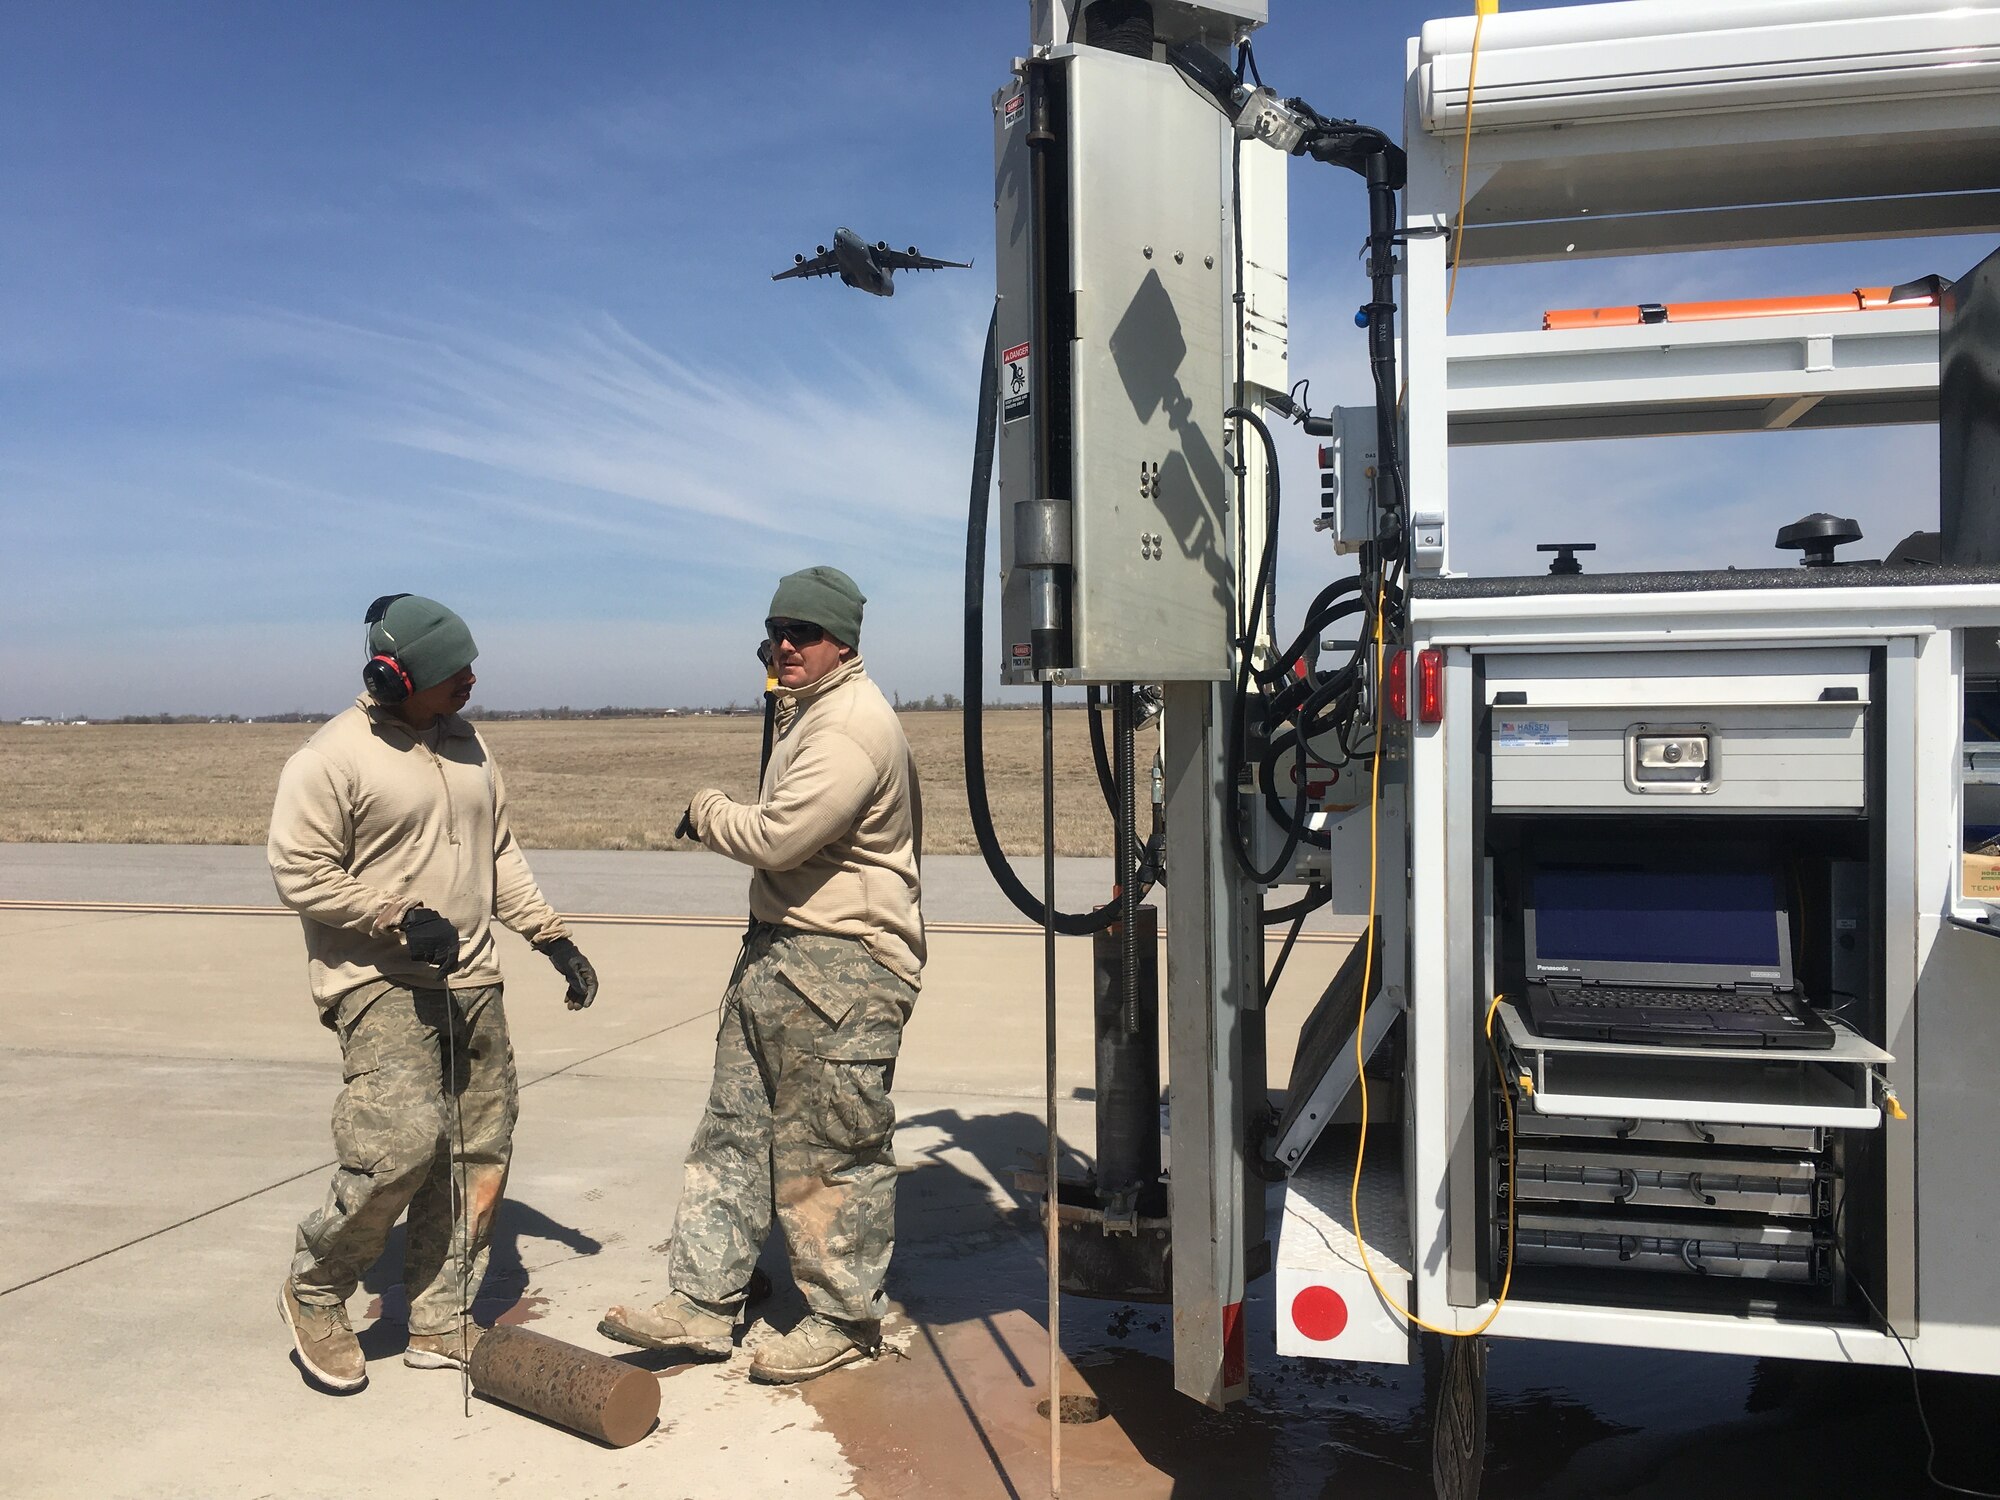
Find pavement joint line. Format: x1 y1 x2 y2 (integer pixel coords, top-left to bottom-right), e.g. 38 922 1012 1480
0 1008 714 1301
0 898 1359 943
0 1046 338 1074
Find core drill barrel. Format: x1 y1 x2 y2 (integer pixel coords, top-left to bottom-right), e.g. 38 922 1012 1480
468 1324 660 1448
1092 903 1160 1199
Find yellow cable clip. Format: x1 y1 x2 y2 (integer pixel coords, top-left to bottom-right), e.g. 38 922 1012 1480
1475 0 1499 14
1883 1085 1908 1121
1517 1073 1534 1096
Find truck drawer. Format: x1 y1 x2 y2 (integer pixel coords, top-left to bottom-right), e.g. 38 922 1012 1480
1514 1145 1824 1218
1484 647 1868 813
1510 1210 1825 1283
1509 1112 1823 1153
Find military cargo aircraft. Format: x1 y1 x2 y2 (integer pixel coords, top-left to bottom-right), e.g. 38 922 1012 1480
773 227 971 296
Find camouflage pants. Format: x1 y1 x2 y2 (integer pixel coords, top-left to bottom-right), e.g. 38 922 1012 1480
669 925 915 1325
290 982 518 1335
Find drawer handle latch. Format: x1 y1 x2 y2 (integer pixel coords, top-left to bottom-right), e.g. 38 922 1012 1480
1625 723 1714 794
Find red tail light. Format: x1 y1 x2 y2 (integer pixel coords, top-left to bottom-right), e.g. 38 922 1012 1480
1386 650 1408 720
1417 648 1444 724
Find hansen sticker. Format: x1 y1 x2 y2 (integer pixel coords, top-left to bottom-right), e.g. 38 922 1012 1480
1001 341 1032 424
1495 718 1568 748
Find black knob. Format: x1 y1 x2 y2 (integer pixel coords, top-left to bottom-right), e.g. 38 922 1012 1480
1537 542 1596 576
1775 513 1862 568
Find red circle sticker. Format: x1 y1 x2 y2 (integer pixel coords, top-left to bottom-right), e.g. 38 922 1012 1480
1291 1285 1348 1341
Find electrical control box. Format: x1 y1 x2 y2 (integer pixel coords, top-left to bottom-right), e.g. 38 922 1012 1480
1320 404 1381 555
993 43 1237 684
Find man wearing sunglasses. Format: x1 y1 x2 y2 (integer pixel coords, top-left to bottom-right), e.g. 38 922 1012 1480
602 565 924 1384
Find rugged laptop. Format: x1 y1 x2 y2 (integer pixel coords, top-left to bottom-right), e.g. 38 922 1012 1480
1520 858 1836 1049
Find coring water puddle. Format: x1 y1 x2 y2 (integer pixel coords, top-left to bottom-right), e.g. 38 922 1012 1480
788 1120 1998 1498
794 1282 1998 1499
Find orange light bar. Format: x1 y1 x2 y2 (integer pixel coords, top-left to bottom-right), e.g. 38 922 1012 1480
1541 286 1938 332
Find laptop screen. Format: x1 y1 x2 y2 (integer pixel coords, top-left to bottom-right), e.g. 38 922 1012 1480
1529 864 1785 975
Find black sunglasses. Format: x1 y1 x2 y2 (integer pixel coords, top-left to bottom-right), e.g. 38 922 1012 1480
765 618 827 648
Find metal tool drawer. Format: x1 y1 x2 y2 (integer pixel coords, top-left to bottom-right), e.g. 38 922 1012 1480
1510 1113 1824 1153
1514 1145 1825 1218
1484 646 1869 813
1494 1003 1893 1130
1510 1210 1826 1284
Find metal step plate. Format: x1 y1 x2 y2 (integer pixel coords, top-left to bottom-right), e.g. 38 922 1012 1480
1276 1131 1412 1364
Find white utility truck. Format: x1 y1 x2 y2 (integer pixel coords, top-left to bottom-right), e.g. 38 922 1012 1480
970 0 2000 1492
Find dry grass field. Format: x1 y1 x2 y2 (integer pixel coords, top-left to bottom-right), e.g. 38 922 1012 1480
0 710 1156 856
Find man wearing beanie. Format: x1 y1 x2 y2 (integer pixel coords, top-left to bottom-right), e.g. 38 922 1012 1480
269 593 599 1393
601 565 924 1384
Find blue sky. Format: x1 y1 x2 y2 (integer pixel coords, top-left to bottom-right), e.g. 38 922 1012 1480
2 2 1982 716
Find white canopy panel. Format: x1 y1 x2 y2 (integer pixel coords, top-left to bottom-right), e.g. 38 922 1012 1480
1412 0 2000 262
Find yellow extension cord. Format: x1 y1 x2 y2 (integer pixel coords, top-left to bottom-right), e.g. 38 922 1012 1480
1346 0 1513 1340
1348 579 1518 1340
1444 0 1495 316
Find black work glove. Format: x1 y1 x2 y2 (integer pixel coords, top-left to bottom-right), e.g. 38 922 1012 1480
401 905 460 975
675 804 696 841
535 936 598 1010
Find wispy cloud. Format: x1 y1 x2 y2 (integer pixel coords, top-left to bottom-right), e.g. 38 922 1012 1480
189 297 988 561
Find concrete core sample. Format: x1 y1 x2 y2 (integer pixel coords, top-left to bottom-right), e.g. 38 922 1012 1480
469 1325 661 1447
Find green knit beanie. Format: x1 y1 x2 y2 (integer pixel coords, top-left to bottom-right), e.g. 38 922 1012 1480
367 595 478 692
768 566 866 648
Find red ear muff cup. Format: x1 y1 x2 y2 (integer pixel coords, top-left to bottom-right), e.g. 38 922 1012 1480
364 654 414 705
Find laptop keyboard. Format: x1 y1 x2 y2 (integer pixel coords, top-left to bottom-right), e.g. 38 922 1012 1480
1551 986 1783 1015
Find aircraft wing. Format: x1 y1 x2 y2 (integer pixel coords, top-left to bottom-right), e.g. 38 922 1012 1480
875 247 972 273
773 249 840 282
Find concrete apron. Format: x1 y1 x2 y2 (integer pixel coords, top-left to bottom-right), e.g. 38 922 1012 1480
0 906 1353 1499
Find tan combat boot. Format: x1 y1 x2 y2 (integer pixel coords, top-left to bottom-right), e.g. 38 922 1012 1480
405 1321 484 1370
278 1280 367 1392
749 1314 879 1384
598 1290 736 1360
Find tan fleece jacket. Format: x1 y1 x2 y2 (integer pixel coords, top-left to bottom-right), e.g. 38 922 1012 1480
688 657 925 986
268 696 568 1007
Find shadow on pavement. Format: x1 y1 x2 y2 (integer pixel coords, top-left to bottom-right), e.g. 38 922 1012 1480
356 1196 602 1357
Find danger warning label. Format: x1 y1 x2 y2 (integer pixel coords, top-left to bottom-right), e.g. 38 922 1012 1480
1001 341 1031 424
1003 93 1025 128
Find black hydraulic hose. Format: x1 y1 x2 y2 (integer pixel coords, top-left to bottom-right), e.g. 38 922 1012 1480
1261 903 1309 1003
961 307 1129 937
1292 662 1365 737
1262 756 1332 848
1263 881 1332 926
1361 155 1407 560
1258 595 1365 690
1086 686 1118 819
1256 577 1361 684
1266 657 1362 731
1222 405 1308 888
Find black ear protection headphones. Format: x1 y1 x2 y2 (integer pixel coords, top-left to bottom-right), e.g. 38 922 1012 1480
362 593 415 705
